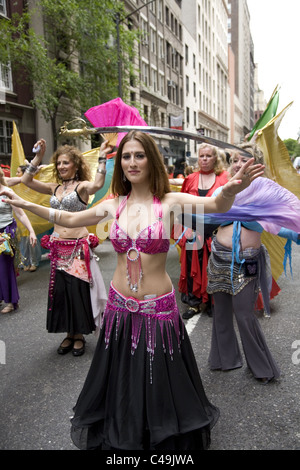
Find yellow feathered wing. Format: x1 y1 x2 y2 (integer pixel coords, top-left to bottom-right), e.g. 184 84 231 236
256 102 298 281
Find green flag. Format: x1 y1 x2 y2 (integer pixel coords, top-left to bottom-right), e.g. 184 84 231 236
248 85 280 140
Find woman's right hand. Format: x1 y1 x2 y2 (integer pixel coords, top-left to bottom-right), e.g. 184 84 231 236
33 139 46 161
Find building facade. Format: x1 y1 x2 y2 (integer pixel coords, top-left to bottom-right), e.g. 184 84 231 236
0 0 36 166
228 0 254 143
1 0 258 170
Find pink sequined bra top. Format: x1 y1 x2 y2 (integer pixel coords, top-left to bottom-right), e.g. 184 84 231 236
110 194 170 255
110 194 169 292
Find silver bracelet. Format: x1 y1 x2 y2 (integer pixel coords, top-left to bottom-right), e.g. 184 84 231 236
97 168 106 175
25 163 38 175
49 208 56 223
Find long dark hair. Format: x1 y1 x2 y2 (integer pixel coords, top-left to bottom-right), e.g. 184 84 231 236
111 131 170 199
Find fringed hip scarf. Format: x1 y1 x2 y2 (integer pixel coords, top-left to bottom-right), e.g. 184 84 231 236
102 283 183 383
207 238 272 315
41 234 99 303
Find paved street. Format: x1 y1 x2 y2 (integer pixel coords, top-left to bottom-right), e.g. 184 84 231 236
0 239 299 450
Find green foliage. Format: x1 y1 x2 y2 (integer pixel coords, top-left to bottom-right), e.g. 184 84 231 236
0 0 138 143
283 138 300 159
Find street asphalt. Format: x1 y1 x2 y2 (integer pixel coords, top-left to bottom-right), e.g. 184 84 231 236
0 239 299 451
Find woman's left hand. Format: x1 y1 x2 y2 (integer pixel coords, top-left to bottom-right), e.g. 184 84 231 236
99 140 114 160
223 158 265 197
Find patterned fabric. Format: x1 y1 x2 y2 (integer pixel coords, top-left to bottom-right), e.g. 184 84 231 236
207 239 259 296
41 234 99 302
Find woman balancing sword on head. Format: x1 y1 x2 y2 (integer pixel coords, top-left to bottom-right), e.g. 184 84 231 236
0 131 264 450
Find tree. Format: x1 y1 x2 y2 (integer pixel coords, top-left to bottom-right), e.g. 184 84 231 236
283 138 300 160
0 0 137 146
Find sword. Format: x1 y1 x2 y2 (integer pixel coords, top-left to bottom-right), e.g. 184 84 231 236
60 124 252 157
93 126 253 157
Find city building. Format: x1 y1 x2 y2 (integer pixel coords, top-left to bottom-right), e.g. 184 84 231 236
0 0 36 166
228 0 255 143
1 0 258 170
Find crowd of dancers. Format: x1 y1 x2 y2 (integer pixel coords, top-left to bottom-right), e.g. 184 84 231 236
0 130 299 450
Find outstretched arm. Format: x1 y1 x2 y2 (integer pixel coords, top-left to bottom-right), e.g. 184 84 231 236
5 176 22 187
210 158 265 213
171 158 264 213
0 190 112 228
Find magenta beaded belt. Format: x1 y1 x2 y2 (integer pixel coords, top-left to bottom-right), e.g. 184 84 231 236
106 283 176 316
102 283 183 383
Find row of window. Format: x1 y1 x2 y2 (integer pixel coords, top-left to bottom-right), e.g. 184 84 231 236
0 63 13 91
0 119 13 156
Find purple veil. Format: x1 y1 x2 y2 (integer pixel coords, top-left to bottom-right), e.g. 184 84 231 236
187 177 300 234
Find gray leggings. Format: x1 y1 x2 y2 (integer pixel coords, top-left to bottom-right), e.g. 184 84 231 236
209 280 280 380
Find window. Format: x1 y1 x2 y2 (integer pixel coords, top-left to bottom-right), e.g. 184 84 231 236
142 61 149 86
158 35 164 59
166 42 171 66
0 0 7 16
0 62 13 91
150 27 156 54
185 45 189 66
150 1 156 14
152 68 158 92
165 7 169 26
158 0 163 22
141 17 148 45
0 119 13 155
185 75 189 95
186 107 190 125
144 105 149 123
159 72 165 95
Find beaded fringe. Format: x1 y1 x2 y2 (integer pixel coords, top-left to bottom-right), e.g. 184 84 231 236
101 288 183 384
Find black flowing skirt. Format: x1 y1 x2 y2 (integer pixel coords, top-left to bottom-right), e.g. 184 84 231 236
46 270 95 335
70 304 219 450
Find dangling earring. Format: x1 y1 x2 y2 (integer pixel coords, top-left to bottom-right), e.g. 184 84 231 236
75 170 79 181
123 173 126 182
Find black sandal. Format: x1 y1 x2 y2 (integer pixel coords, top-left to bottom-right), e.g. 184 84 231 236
57 337 74 355
72 337 86 357
182 306 200 320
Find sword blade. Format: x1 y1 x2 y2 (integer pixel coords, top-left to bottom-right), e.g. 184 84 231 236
91 126 252 157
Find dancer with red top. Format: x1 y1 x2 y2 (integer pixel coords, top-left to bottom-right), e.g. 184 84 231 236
178 143 229 319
